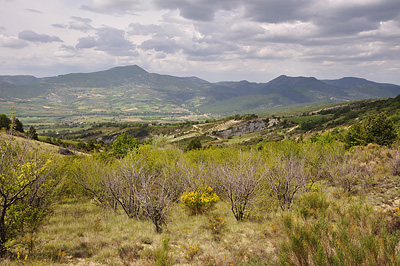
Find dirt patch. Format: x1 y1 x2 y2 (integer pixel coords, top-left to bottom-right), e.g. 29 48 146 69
123 108 139 112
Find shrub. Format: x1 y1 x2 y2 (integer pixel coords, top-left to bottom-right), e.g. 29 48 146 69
214 151 266 221
204 214 227 241
389 151 400 176
154 238 173 266
279 196 400 266
265 154 308 210
180 187 220 215
295 192 330 219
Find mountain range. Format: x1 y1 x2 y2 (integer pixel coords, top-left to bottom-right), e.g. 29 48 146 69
1 65 399 122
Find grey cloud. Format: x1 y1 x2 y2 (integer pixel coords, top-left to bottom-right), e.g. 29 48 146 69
128 23 162 35
184 45 232 57
155 53 166 59
153 0 242 21
241 0 400 38
317 18 378 36
60 44 76 51
18 30 62 43
332 0 400 24
82 0 148 14
25 8 42 14
55 45 78 58
312 0 400 36
51 24 67 29
140 36 178 53
218 23 265 42
244 0 313 23
69 17 93 31
76 27 137 56
76 36 97 49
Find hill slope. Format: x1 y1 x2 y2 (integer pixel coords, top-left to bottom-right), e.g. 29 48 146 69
1 65 399 123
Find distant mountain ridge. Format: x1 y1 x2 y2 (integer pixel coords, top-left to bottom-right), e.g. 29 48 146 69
0 65 399 121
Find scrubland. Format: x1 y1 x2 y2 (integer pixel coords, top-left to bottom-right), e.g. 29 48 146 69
1 130 399 265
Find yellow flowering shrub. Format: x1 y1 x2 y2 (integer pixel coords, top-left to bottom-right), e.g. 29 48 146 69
180 187 220 215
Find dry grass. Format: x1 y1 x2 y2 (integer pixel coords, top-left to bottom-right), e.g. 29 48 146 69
3 199 276 265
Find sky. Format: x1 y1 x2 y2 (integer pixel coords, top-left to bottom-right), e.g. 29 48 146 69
0 0 399 84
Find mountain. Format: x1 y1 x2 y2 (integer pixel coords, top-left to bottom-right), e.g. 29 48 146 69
0 65 399 123
322 77 400 99
0 75 39 85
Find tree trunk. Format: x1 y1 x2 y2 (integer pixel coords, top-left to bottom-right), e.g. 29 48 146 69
0 202 8 257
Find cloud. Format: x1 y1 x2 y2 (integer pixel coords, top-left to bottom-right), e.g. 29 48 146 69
140 36 178 53
76 36 97 49
244 0 314 23
51 24 67 29
153 0 242 21
76 27 138 56
128 23 162 35
25 8 42 14
82 0 149 14
54 45 78 58
69 17 94 32
0 34 29 49
18 30 63 43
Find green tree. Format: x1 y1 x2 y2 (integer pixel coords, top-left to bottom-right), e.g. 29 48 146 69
13 118 24 133
86 139 96 151
346 113 397 147
186 138 202 151
27 126 38 140
112 132 138 157
0 133 54 256
0 114 11 130
363 113 397 145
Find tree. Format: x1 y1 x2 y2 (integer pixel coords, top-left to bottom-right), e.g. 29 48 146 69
27 126 38 141
112 132 138 157
0 115 11 130
216 152 265 221
363 113 397 145
135 172 172 233
186 138 202 151
0 131 54 256
13 118 24 133
346 113 397 147
265 154 308 210
104 157 147 218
